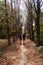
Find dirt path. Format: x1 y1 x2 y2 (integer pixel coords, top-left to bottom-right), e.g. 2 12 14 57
0 39 42 65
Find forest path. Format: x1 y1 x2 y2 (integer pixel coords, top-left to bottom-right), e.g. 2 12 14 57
0 39 42 65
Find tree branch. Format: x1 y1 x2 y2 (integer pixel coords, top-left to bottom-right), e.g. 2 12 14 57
33 0 37 14
23 0 29 9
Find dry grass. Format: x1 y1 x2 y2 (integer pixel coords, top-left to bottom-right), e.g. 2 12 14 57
0 39 7 46
0 39 8 55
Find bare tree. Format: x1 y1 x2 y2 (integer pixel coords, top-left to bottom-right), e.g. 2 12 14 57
24 0 34 40
10 0 15 42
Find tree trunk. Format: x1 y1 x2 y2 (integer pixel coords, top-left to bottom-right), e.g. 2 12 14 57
8 33 11 46
35 14 40 46
35 0 40 46
5 0 11 46
28 4 34 41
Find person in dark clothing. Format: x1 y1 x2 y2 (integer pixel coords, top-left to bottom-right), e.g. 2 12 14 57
19 35 22 40
19 34 22 45
23 34 26 40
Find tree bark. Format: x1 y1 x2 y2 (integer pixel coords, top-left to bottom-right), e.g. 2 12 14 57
35 0 40 46
27 3 34 40
5 0 11 45
35 13 40 46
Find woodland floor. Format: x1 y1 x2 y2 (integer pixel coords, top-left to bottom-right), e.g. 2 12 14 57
0 39 43 65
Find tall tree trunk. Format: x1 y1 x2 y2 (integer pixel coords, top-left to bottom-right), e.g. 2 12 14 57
11 0 15 42
7 26 11 45
33 0 40 45
27 2 34 40
30 4 34 41
36 0 40 46
26 0 32 39
36 12 40 46
30 18 34 41
5 0 10 45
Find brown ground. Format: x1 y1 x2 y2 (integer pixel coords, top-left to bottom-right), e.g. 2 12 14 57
0 39 42 65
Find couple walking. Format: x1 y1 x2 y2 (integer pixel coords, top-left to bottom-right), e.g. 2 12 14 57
20 34 26 45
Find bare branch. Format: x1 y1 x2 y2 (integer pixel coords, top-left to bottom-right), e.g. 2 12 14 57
23 0 33 11
33 0 37 14
23 0 29 9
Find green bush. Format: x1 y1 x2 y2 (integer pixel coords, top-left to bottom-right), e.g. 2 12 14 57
0 27 7 39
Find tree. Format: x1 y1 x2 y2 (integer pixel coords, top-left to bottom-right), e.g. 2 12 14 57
10 0 15 42
13 0 22 39
24 0 34 40
10 0 22 41
33 0 42 46
4 0 11 45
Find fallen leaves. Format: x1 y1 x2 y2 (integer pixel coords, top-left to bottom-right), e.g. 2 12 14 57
0 39 42 65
